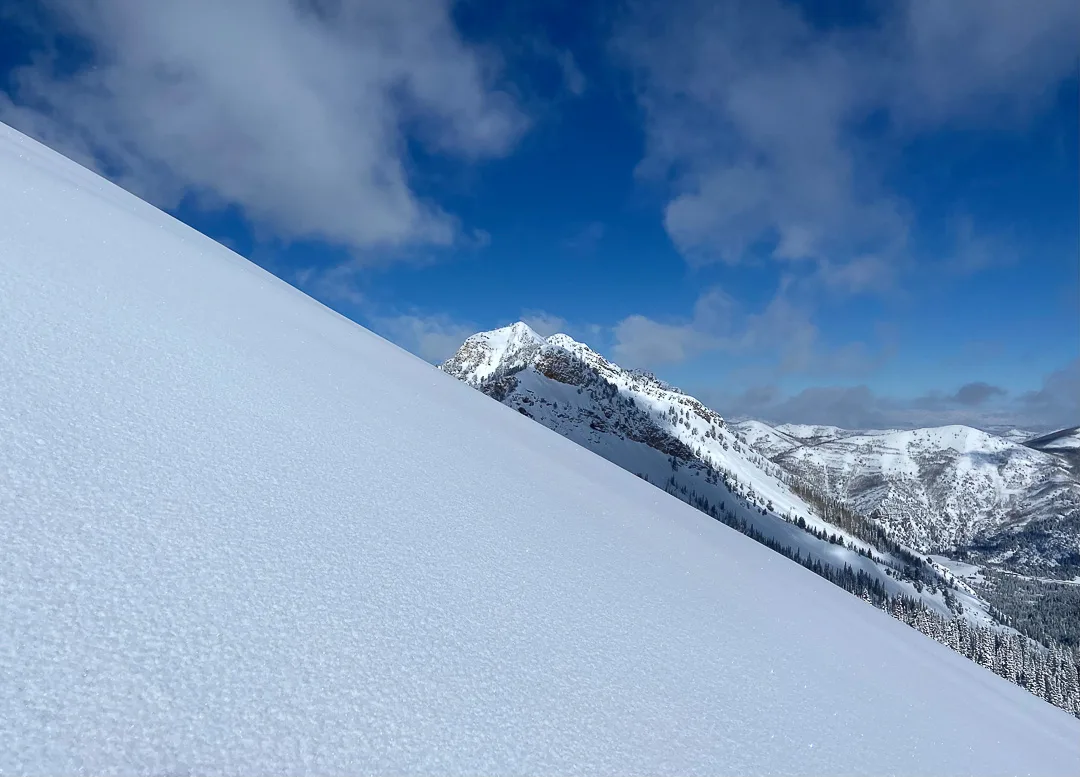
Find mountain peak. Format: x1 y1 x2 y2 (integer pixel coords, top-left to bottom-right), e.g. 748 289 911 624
440 321 544 384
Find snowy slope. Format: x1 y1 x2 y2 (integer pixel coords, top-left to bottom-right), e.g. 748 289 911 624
1027 427 1080 451
1036 427 1080 453
775 423 857 444
444 326 1005 623
774 423 899 445
731 419 803 459
1026 426 1080 471
756 423 1080 574
996 427 1044 445
2 123 1079 775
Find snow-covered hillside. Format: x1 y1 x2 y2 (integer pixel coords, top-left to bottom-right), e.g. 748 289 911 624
1026 426 1080 471
731 419 804 458
3 123 1080 774
1026 427 1080 452
444 326 1000 625
774 423 893 445
740 421 1080 575
997 427 1044 445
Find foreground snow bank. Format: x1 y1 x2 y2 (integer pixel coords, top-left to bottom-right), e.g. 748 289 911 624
1 122 1078 775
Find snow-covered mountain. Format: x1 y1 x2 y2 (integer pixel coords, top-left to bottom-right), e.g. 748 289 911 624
1025 426 1080 470
775 423 899 445
4 123 1080 773
442 325 994 623
995 427 1044 444
734 419 805 458
734 421 1080 576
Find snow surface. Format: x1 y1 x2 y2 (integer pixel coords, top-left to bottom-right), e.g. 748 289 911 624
1 122 1079 775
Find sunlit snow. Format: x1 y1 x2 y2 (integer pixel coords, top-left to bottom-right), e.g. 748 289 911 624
1 122 1079 775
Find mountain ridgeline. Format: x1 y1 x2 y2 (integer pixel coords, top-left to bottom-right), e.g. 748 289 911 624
442 322 1080 718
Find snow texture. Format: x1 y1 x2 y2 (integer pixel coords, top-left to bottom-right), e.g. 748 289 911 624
1 122 1079 775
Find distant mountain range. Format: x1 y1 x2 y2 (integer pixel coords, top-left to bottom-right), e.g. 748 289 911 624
442 323 938 605
736 421 1080 578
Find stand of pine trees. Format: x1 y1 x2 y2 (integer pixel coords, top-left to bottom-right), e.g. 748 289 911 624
658 478 1080 719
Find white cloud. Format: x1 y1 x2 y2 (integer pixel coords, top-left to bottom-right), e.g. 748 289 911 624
556 50 586 97
1 0 528 254
370 312 478 364
710 359 1078 433
612 284 890 375
818 255 895 295
520 310 569 338
612 315 713 367
618 0 1077 272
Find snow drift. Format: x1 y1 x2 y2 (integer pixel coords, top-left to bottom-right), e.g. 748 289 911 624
1 122 1078 775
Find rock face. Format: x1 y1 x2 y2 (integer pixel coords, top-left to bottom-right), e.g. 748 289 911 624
734 421 1080 577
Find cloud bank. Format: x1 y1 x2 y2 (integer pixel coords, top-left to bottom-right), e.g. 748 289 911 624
618 0 1078 269
710 359 1079 433
1 0 527 253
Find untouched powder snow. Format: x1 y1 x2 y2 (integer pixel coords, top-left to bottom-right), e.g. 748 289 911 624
1 124 1079 775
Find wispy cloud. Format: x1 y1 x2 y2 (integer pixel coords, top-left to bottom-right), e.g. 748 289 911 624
943 214 1019 276
368 311 479 364
1 0 528 255
617 0 1077 276
612 283 892 375
562 221 606 255
713 360 1077 433
555 49 586 97
1018 358 1080 431
520 310 569 337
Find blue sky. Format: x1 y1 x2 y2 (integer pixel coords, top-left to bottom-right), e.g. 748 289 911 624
1 0 1077 430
